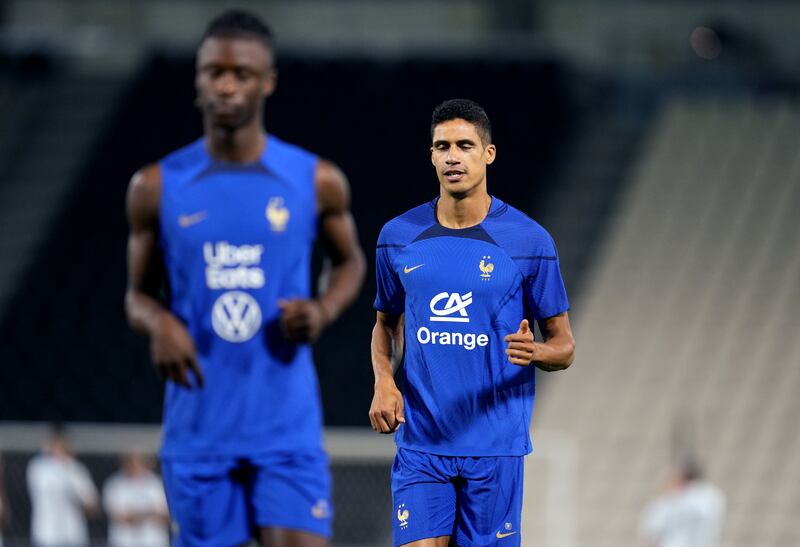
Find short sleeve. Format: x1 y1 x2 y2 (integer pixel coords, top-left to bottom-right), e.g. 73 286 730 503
373 227 405 316
523 236 569 321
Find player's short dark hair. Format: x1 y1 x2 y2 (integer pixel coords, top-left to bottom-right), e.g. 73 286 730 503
431 99 492 145
201 10 274 52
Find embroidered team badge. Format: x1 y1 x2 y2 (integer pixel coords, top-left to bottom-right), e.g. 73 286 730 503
397 503 410 529
266 196 290 232
311 499 331 519
479 255 494 280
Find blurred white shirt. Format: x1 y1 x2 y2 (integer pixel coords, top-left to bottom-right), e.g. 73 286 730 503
103 470 169 547
27 453 98 547
640 481 725 547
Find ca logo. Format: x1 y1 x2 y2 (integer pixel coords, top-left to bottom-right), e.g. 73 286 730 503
429 292 473 323
211 291 262 342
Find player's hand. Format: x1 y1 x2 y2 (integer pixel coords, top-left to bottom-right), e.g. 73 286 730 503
149 311 204 388
504 319 536 366
369 378 405 433
277 298 329 343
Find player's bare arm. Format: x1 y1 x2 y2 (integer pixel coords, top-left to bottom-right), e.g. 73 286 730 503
125 164 204 388
369 311 405 433
504 312 575 370
278 159 366 342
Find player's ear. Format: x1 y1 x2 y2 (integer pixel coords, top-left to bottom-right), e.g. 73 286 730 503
485 144 496 165
262 68 278 98
430 146 436 165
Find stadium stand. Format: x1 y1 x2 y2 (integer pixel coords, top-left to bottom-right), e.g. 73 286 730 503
0 74 121 318
524 97 800 547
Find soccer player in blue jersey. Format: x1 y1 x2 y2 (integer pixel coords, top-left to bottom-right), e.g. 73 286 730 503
125 10 365 547
369 99 576 547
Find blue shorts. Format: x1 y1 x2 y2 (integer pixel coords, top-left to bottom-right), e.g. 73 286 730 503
161 451 332 547
391 448 524 547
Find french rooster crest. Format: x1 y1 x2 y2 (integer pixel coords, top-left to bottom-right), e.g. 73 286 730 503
266 197 290 232
397 508 409 524
479 256 494 278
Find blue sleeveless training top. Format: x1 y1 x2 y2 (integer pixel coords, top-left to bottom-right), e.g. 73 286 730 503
158 135 323 458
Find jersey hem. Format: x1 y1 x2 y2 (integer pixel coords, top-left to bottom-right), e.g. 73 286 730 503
394 528 454 547
159 444 325 460
395 443 532 458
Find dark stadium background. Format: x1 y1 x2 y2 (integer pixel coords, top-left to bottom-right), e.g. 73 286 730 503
0 55 577 425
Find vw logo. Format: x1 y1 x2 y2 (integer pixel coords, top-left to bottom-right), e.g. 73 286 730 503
211 291 262 342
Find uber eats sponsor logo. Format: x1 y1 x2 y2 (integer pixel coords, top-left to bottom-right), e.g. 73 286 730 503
204 241 265 289
204 241 265 342
417 291 489 351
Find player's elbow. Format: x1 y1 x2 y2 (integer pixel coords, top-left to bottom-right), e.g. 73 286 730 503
352 246 367 285
563 338 576 368
124 289 149 335
124 289 136 326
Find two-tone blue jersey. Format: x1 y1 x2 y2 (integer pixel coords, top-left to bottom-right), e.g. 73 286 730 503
374 197 569 456
157 135 323 458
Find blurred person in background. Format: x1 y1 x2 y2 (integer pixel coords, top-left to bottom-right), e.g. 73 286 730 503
103 450 169 547
639 457 725 547
369 99 575 547
26 424 98 547
125 9 365 547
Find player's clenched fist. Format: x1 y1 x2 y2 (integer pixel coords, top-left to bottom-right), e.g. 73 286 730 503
369 378 405 433
504 319 536 366
149 311 204 388
278 298 329 343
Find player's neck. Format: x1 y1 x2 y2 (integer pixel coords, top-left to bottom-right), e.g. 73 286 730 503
205 121 265 163
437 188 492 229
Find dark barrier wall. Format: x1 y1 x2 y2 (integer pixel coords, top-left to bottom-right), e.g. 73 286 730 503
0 54 571 425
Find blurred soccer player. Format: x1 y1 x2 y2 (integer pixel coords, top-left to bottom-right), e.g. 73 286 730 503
639 458 725 547
103 451 169 547
125 10 365 547
27 424 99 547
369 99 575 547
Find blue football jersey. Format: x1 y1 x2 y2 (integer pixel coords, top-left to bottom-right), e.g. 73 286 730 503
158 135 324 458
374 197 569 456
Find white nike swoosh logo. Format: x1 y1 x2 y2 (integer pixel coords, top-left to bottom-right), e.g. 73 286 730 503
496 531 517 539
178 211 208 228
403 264 424 274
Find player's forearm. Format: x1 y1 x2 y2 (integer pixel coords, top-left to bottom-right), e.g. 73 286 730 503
125 289 170 336
532 334 575 371
317 250 366 323
371 318 401 384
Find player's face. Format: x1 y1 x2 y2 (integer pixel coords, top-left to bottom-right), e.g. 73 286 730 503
195 37 276 130
431 119 496 198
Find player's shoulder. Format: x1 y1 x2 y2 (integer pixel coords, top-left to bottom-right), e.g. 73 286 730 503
378 200 436 247
27 453 48 471
494 199 549 234
160 138 207 171
262 134 318 176
487 197 558 253
103 472 123 489
267 134 316 161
